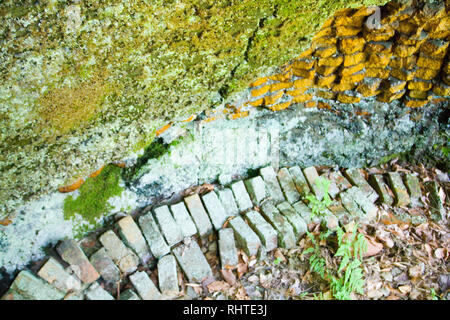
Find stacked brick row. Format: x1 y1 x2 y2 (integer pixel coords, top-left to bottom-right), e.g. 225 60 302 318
247 1 449 111
4 162 444 300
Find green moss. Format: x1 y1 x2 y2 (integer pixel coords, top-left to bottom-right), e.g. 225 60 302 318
123 136 186 183
63 164 124 237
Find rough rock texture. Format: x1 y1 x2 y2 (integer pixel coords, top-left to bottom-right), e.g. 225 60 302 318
0 0 389 218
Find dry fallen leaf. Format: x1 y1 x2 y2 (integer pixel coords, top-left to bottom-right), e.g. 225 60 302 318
398 285 411 294
207 281 230 293
220 269 236 286
364 235 383 257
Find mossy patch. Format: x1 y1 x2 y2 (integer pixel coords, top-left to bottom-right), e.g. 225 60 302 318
63 164 124 237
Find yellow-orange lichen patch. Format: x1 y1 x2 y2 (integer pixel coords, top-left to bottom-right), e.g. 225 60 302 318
286 87 307 96
156 123 172 136
114 162 127 168
293 59 316 70
343 52 365 67
292 94 313 103
249 98 264 107
182 115 196 122
270 82 292 92
292 68 315 79
0 219 13 226
89 165 105 178
264 90 284 105
58 178 85 193
251 84 271 97
250 77 269 88
365 68 390 79
269 101 292 111
293 78 314 89
228 111 249 120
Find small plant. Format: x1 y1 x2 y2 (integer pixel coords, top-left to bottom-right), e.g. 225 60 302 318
273 257 283 265
305 177 333 219
430 288 439 300
303 223 368 300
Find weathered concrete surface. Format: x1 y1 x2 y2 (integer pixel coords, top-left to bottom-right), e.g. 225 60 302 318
89 247 121 283
170 202 198 238
98 230 139 274
260 166 285 204
85 282 114 300
56 239 99 284
138 212 170 259
245 210 278 252
184 194 213 237
216 188 239 217
157 254 179 296
229 216 261 257
153 206 183 246
37 257 82 293
0 0 388 219
1 270 65 300
129 270 161 300
201 191 228 230
172 240 213 283
218 228 239 269
117 215 152 263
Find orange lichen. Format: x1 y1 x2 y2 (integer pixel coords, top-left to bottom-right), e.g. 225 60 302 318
156 123 172 136
89 165 105 178
58 178 85 193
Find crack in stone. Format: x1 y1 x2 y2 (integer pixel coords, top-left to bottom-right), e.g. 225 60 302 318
217 6 277 102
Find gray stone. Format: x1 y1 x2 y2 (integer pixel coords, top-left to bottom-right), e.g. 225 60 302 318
259 166 285 204
120 289 141 300
216 188 239 217
292 201 320 224
260 200 296 249
117 215 152 263
230 180 253 212
170 202 198 238
139 212 171 259
288 166 311 197
276 201 307 238
1 270 65 300
37 257 82 293
340 188 366 218
340 187 377 222
158 254 179 296
344 168 379 203
89 247 121 283
85 282 115 300
303 166 324 200
277 168 301 204
154 205 183 246
327 201 350 221
228 216 261 257
369 174 394 205
184 193 213 236
403 174 422 207
320 173 340 199
387 172 411 207
56 239 100 284
424 181 445 221
129 271 161 300
244 210 278 252
172 239 213 283
244 176 268 205
201 191 229 230
257 245 268 261
99 230 139 274
329 170 352 192
218 228 239 268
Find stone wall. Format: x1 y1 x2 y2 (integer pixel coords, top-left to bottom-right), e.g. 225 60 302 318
1 0 392 220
